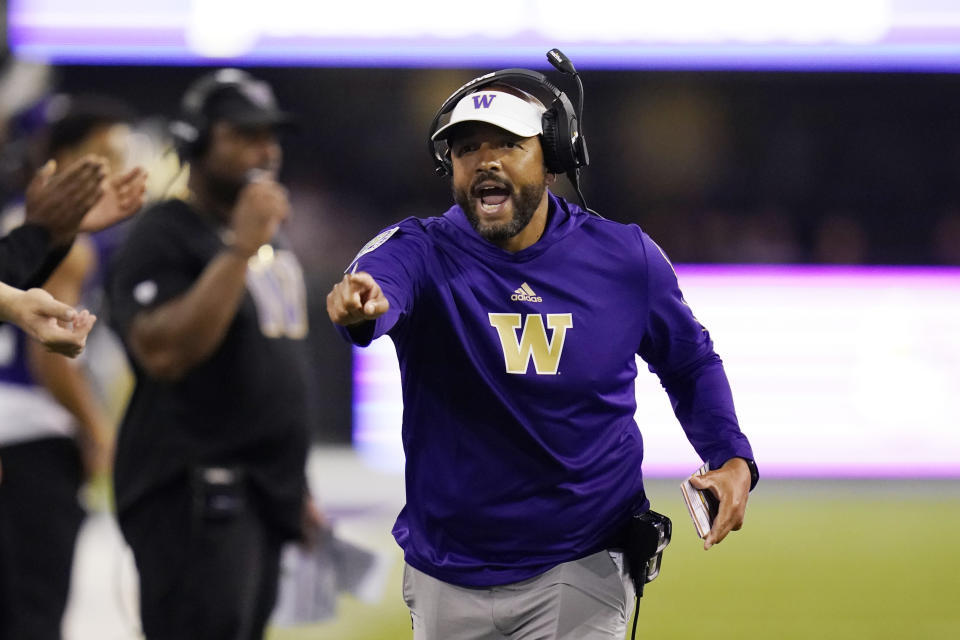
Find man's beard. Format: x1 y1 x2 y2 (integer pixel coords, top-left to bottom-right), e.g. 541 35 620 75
454 175 547 244
205 171 245 205
202 162 278 209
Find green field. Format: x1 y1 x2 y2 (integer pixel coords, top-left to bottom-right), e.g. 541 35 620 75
269 479 960 640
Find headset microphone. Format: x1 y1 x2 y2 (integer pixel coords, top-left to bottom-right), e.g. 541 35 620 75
546 49 584 132
546 49 591 212
547 48 576 76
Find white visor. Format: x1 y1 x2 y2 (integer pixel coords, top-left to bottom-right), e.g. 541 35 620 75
431 90 545 141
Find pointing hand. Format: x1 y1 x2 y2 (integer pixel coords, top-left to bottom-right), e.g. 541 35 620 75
326 272 389 326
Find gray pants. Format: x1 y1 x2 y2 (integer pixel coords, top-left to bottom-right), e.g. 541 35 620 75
402 550 635 640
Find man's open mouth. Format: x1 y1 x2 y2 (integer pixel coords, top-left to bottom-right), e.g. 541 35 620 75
474 183 511 214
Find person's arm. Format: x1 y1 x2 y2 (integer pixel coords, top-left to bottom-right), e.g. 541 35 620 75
637 232 755 550
25 238 112 477
299 487 331 549
0 223 64 290
0 281 95 358
129 248 252 380
126 180 289 382
327 223 424 345
1 156 105 290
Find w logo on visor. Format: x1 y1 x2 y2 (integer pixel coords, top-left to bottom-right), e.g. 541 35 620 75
472 94 497 109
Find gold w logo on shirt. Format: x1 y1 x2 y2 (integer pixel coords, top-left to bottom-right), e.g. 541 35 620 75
488 313 573 375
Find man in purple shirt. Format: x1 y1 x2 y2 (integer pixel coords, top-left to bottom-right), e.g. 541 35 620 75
328 69 757 639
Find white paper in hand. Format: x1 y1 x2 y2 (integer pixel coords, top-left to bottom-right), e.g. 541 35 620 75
271 530 393 627
680 462 719 539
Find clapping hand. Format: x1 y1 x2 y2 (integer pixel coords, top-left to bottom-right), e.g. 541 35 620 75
79 166 148 233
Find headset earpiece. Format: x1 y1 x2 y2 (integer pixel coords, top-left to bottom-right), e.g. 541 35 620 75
539 109 563 174
542 92 582 175
168 119 201 160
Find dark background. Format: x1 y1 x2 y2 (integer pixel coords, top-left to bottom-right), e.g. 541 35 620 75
55 65 960 264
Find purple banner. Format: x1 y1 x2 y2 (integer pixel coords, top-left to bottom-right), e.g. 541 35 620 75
10 0 960 70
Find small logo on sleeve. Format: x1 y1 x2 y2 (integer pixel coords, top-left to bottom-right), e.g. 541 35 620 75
133 280 158 306
346 226 399 273
510 282 542 303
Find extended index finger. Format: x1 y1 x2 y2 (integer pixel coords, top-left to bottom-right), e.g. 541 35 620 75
328 274 368 325
339 273 365 311
347 271 379 293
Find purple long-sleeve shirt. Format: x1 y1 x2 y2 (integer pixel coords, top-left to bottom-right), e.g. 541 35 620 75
338 193 754 587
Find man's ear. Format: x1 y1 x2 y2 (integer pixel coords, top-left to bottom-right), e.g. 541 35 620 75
545 172 557 187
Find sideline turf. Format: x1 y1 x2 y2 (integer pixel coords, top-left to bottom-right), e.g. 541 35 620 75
269 480 960 640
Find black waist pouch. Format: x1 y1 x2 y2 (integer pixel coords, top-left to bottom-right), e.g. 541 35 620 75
621 510 672 596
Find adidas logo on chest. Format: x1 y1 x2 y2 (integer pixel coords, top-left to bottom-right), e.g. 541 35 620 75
510 282 542 303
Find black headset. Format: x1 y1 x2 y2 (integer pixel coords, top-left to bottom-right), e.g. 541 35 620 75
428 49 592 209
168 68 264 160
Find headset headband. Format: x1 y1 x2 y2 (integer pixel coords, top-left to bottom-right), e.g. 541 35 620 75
427 67 586 178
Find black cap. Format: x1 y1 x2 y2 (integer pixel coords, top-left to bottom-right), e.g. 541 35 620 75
182 68 295 130
202 81 295 130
